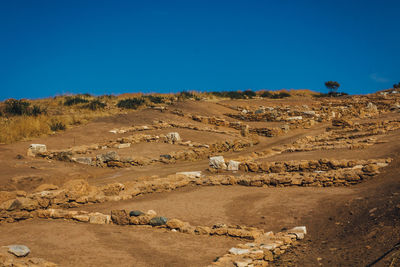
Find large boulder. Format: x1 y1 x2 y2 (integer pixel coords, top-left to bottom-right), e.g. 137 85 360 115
27 144 47 157
209 156 227 169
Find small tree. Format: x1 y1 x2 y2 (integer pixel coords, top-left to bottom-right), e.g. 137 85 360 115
325 81 340 95
393 82 400 89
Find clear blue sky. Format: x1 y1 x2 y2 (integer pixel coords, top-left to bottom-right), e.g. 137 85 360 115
1 0 399 100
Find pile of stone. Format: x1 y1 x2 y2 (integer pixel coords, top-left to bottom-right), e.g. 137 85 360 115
209 226 307 267
0 157 390 224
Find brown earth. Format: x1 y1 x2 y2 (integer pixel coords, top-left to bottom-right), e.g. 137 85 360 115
1 95 400 266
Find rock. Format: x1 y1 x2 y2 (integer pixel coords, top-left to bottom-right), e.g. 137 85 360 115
234 259 252 267
176 171 202 178
63 179 90 200
149 216 168 226
146 210 157 216
246 162 259 172
17 197 38 211
111 210 129 225
366 102 378 112
72 214 90 222
129 210 144 217
229 247 250 255
35 184 59 192
287 116 303 121
73 157 92 165
116 143 131 149
97 151 120 162
166 218 185 229
0 191 17 204
287 226 307 239
241 125 250 137
101 183 125 196
195 226 211 235
270 163 285 173
227 160 240 171
209 156 227 169
332 119 353 128
281 124 290 132
27 144 47 157
362 164 380 175
7 245 30 257
166 132 181 143
89 212 111 224
1 199 21 211
303 110 316 116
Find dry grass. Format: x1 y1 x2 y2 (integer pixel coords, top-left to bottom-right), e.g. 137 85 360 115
0 95 121 144
0 90 312 144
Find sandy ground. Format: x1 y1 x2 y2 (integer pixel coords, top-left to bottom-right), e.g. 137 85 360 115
1 97 400 266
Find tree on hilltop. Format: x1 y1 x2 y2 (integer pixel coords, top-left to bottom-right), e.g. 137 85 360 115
325 81 340 95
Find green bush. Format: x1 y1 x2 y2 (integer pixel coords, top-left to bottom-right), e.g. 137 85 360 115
260 91 273 98
271 92 291 99
64 96 89 106
31 105 47 116
4 99 31 115
117 97 145 109
146 95 165 104
210 91 247 99
177 91 196 100
84 100 106 111
243 90 256 98
49 121 66 131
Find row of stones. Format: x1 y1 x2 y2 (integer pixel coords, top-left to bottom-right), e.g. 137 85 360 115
282 119 400 153
209 227 307 267
234 119 400 163
31 138 255 168
171 110 292 138
2 206 307 267
209 155 389 174
53 132 209 156
222 99 383 123
108 120 240 137
0 158 389 223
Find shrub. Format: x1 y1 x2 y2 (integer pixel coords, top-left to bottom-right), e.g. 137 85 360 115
84 100 106 111
243 90 256 98
4 99 31 115
146 95 165 104
393 82 400 89
178 91 196 100
117 97 145 109
49 120 66 131
31 105 47 116
64 96 89 106
260 91 273 98
314 92 348 98
271 92 291 99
